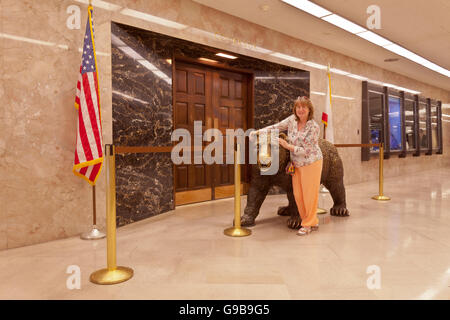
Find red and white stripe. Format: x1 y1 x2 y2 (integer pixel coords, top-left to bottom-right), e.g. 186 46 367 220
74 69 103 184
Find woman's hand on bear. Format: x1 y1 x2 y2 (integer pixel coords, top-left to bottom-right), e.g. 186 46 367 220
278 138 289 149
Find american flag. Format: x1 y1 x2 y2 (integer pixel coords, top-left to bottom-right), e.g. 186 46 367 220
73 5 103 185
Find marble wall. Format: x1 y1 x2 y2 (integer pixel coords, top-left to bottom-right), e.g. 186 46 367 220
111 22 308 225
0 0 449 250
111 23 174 226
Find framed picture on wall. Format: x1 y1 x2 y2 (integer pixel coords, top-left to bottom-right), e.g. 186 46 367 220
400 92 419 157
416 96 432 155
362 81 387 161
387 88 403 155
362 82 443 161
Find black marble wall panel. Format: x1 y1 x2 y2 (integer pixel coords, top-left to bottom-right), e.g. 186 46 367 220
115 153 173 227
112 23 174 226
111 22 309 226
254 71 309 129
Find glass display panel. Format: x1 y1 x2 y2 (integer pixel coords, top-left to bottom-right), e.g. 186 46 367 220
430 102 438 150
369 91 383 153
388 96 402 151
418 100 429 150
404 98 416 151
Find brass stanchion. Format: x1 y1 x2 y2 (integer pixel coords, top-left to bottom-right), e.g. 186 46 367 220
372 143 391 201
224 144 251 237
90 145 134 285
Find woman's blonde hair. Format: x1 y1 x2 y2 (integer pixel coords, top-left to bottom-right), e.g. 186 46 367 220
293 96 314 121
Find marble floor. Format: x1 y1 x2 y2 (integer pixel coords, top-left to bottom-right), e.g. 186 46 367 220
0 168 450 300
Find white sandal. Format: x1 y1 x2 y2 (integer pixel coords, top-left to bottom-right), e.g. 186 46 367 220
297 226 312 236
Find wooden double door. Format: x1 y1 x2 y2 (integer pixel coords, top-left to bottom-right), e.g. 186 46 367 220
174 61 250 206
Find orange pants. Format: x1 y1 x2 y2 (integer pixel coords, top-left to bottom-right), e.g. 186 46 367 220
292 159 323 227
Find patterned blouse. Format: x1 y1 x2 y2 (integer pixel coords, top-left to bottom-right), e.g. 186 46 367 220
261 115 323 167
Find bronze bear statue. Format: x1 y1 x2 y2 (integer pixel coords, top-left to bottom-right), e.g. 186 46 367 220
241 134 349 229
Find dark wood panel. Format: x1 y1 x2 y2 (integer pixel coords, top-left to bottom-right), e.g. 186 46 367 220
176 166 188 190
174 60 250 204
176 69 187 93
193 72 205 95
176 188 211 206
175 102 188 125
174 62 213 193
194 103 205 122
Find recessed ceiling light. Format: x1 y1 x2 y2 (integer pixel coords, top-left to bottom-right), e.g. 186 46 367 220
357 31 392 47
383 44 449 77
284 0 450 78
215 52 238 59
199 57 218 63
281 0 331 18
322 14 367 34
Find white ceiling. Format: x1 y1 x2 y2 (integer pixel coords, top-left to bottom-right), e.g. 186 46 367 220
192 0 450 91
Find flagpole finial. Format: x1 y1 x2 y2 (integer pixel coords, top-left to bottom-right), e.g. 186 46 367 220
89 0 92 6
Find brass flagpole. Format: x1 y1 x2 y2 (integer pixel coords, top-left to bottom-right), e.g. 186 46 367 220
80 0 105 240
80 185 106 240
317 65 331 212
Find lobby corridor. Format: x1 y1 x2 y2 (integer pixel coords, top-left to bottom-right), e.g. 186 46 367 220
0 168 449 300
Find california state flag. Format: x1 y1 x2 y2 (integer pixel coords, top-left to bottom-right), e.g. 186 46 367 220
322 64 334 143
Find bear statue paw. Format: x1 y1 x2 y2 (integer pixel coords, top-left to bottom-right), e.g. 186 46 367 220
240 215 256 227
277 206 290 216
330 205 349 217
287 216 302 229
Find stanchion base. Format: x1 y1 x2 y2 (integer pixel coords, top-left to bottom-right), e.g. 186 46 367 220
90 266 134 285
80 227 106 240
317 208 327 215
224 227 252 237
372 195 391 201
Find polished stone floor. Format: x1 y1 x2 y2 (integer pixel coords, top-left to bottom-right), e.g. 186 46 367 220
0 168 449 300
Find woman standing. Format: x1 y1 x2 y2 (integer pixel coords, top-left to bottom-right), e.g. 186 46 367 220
252 96 323 236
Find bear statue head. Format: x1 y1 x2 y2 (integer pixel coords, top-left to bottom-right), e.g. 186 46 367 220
254 131 289 174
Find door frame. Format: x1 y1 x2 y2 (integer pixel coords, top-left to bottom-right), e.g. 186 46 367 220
172 54 255 206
